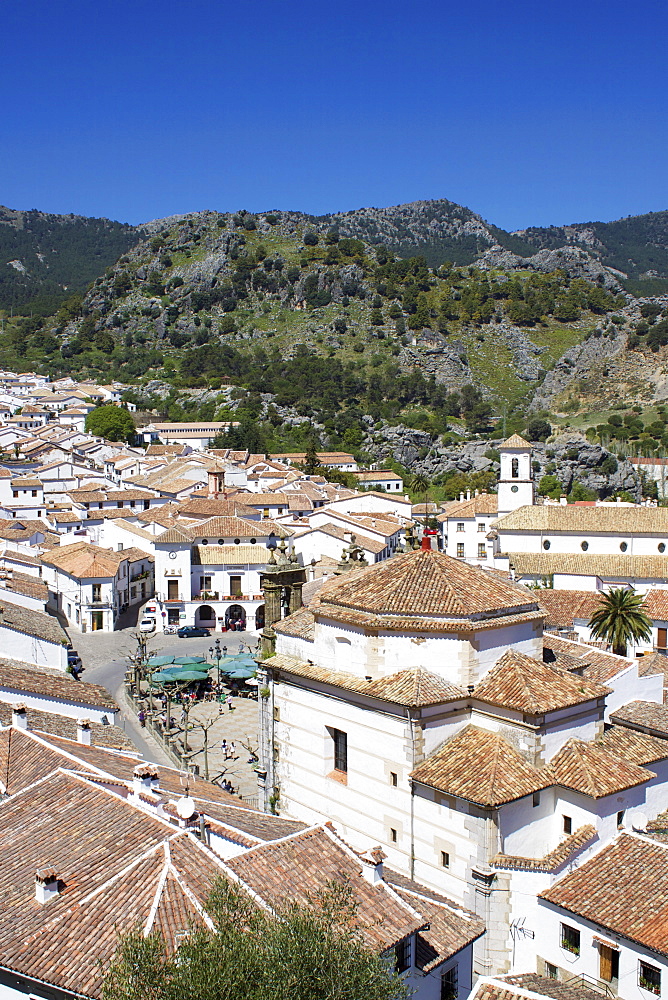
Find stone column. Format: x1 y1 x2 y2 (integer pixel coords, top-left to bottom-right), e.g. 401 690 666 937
263 578 282 629
288 581 303 614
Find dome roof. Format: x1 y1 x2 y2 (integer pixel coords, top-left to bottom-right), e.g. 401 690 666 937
312 549 538 623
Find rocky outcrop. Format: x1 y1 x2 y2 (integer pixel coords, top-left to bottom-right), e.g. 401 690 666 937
476 245 626 292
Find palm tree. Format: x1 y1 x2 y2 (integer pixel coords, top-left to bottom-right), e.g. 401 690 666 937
588 588 652 656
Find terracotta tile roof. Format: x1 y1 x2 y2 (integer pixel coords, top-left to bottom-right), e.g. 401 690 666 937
0 570 48 601
540 833 668 957
506 550 668 581
40 540 125 580
266 652 464 707
305 522 387 553
0 661 117 708
595 725 668 764
0 599 67 645
192 544 269 565
312 549 539 622
610 700 668 739
536 590 602 629
178 498 259 519
544 635 634 682
411 726 549 807
0 769 220 997
546 738 653 797
156 525 195 543
491 824 598 872
483 974 601 1000
225 825 424 952
314 602 545 635
441 493 499 519
638 652 668 689
643 589 668 620
472 649 609 714
498 504 668 535
0 704 133 750
273 606 315 640
192 515 292 539
382 867 484 966
501 434 531 448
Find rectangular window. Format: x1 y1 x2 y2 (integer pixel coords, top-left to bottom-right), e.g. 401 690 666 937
478 543 486 559
230 575 242 597
560 923 580 955
31 490 37 497
456 522 465 532
92 584 101 603
545 963 558 980
441 965 458 1000
563 815 572 834
263 508 270 519
640 962 662 995
533 791 541 807
200 575 212 591
457 543 465 558
395 938 411 973
617 810 625 828
390 772 398 786
332 729 347 773
441 850 450 868
167 579 179 601
390 828 397 843
478 522 486 532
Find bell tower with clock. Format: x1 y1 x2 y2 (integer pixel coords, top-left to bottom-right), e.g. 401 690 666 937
497 434 534 518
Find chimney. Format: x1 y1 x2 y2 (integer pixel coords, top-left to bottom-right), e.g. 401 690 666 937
466 490 471 500
76 719 92 745
35 867 60 904
360 847 386 884
459 492 464 502
421 534 432 551
133 765 158 796
12 703 28 730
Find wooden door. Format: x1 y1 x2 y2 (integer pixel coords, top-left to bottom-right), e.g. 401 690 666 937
600 944 619 982
658 628 667 651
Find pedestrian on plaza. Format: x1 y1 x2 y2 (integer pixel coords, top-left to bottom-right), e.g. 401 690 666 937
138 710 146 727
180 706 187 725
226 693 234 712
229 741 237 759
221 739 228 757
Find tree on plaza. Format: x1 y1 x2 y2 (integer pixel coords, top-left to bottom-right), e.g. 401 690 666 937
102 878 409 1000
588 588 652 656
85 404 135 442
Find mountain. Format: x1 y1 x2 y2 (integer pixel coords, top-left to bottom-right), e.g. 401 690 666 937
516 210 668 293
305 199 537 267
2 208 628 431
0 206 143 314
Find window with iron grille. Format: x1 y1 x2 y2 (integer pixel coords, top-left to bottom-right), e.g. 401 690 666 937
478 543 486 558
441 964 458 1000
640 962 661 995
457 543 464 558
333 729 347 773
456 522 464 532
395 937 411 973
560 923 580 955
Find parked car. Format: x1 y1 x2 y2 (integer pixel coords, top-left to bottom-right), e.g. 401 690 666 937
176 626 211 638
139 617 156 634
163 623 179 634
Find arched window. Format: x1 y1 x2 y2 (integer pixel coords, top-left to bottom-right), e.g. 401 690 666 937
511 457 519 479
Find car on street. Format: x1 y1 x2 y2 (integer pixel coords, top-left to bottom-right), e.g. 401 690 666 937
139 617 156 633
176 625 212 638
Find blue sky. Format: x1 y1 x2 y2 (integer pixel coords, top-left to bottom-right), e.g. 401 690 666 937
2 0 666 229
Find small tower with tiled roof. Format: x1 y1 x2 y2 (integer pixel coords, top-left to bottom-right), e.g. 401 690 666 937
498 433 533 518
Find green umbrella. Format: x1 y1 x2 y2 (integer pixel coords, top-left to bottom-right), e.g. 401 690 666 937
147 655 175 667
151 669 182 684
173 655 207 664
228 667 256 679
176 669 210 681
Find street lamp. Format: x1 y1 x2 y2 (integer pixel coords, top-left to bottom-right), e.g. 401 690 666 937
209 638 223 689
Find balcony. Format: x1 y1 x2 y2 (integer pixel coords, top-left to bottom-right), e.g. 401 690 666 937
85 600 112 609
193 591 220 601
131 570 151 582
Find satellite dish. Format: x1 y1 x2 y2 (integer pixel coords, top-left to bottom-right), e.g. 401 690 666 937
176 795 196 820
630 810 648 832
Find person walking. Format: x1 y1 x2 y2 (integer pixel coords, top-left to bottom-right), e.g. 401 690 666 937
221 739 228 758
226 693 234 712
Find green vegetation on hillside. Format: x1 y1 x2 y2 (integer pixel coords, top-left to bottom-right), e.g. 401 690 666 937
0 206 141 314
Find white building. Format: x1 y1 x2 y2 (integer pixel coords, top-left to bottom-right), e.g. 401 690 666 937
41 541 154 632
153 516 292 632
258 546 668 980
